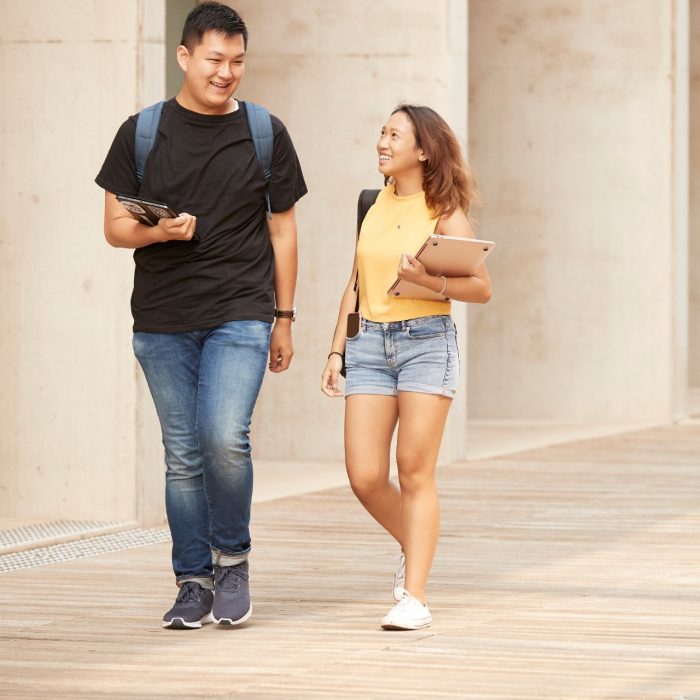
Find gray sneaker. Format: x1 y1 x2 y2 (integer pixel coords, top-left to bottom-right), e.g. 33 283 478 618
212 560 252 626
162 581 214 630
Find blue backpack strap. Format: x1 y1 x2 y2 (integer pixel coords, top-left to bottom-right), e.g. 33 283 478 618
243 101 274 219
134 101 165 184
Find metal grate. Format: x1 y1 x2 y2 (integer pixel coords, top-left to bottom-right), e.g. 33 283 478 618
0 519 129 550
0 527 171 573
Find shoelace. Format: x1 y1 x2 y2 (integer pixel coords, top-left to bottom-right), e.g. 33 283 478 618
177 582 204 604
395 592 426 612
215 564 248 592
395 552 405 581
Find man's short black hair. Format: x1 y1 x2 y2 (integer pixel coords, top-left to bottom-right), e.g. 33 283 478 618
180 2 248 51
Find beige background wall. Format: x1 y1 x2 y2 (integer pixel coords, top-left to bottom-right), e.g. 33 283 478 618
0 0 693 525
0 0 469 523
233 0 470 462
468 0 688 422
0 0 165 521
691 0 700 388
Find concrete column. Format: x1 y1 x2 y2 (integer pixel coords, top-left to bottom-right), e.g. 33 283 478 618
229 0 470 462
0 1 165 521
690 0 700 389
468 0 689 423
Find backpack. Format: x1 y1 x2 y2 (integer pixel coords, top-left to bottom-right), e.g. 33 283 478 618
134 100 274 218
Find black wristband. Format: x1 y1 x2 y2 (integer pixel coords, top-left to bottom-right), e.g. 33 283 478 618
328 351 344 360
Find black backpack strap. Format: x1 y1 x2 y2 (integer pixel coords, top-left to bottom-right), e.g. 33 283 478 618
353 189 380 308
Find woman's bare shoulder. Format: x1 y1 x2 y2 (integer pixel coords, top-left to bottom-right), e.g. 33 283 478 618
435 207 473 238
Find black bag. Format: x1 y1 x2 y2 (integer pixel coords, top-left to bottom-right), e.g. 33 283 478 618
340 189 380 378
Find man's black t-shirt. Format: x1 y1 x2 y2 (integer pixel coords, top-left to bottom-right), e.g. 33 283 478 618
95 99 307 333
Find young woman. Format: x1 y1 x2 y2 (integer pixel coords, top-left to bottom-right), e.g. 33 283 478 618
321 104 491 630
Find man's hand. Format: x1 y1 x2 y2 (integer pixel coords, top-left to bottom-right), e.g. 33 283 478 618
155 213 197 242
269 321 293 373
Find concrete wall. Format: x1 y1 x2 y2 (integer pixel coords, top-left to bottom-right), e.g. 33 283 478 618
691 0 700 387
0 1 165 521
468 0 688 422
0 0 470 524
1 0 692 525
231 0 470 462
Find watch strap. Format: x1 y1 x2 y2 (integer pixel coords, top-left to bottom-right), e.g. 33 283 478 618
274 308 296 320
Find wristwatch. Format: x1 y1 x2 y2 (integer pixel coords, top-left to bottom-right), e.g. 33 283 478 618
274 307 296 322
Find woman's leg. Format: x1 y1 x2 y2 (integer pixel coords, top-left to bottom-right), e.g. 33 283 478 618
396 391 452 603
344 394 402 542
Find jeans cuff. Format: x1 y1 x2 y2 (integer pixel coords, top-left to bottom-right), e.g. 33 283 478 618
177 576 214 590
211 548 249 567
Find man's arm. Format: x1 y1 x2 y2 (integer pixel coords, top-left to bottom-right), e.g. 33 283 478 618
103 191 197 249
267 206 299 373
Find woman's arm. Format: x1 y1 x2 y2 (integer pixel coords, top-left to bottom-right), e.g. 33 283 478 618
321 256 359 397
397 208 491 304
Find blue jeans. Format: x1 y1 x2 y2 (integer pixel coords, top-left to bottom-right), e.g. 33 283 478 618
133 320 271 583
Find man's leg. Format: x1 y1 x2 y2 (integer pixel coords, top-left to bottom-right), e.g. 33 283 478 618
132 331 213 586
196 320 271 625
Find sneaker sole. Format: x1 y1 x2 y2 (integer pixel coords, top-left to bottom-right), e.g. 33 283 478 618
380 618 432 631
212 605 252 627
163 612 214 630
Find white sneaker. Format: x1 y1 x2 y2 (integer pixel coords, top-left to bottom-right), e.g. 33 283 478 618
393 551 405 602
381 592 432 630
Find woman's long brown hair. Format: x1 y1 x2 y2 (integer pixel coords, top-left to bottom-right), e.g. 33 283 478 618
392 104 477 219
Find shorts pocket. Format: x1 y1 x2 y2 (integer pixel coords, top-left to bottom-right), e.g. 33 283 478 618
406 324 446 340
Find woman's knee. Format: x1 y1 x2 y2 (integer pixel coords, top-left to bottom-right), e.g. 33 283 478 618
346 463 390 500
396 452 436 494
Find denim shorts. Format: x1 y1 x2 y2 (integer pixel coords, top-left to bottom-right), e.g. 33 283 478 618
344 315 459 398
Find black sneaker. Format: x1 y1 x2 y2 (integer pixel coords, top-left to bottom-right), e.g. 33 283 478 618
212 560 252 626
162 581 214 630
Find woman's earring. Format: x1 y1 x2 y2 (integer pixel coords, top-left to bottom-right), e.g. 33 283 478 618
419 154 426 162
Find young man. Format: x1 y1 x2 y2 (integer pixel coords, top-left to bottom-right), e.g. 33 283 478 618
95 2 306 629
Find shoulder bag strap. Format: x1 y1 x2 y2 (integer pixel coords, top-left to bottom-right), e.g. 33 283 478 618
353 189 381 311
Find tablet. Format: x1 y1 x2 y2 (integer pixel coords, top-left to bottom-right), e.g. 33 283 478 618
116 194 179 227
387 235 495 301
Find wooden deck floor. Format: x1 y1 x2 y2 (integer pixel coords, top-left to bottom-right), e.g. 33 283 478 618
1 423 699 699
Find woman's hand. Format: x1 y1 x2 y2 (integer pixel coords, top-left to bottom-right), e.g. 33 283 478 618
321 354 344 397
397 253 431 287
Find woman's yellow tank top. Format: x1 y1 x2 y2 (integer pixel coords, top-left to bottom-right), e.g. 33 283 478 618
357 184 451 322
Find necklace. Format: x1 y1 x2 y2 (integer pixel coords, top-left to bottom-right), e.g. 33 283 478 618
393 193 423 231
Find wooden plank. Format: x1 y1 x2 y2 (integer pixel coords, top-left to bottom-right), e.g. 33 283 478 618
1 423 699 698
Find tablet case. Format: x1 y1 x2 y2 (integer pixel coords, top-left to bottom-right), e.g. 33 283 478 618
388 235 494 301
116 195 178 227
